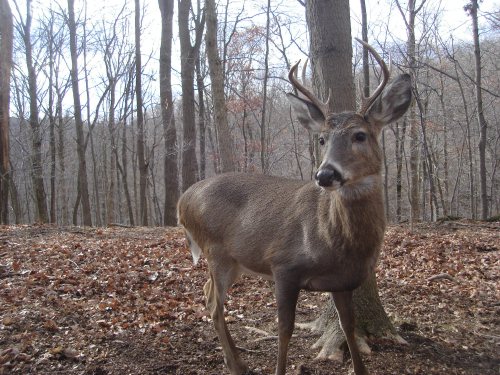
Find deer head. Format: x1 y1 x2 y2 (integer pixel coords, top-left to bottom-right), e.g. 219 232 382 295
287 38 412 194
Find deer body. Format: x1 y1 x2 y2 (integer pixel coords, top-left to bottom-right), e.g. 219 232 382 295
177 40 412 375
179 173 385 292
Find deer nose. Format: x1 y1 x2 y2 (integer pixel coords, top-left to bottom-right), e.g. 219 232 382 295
315 167 343 187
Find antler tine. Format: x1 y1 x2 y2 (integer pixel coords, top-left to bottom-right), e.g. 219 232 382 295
301 58 308 84
355 37 390 116
288 60 330 117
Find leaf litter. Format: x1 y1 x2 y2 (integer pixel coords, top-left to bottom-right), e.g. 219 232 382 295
0 221 498 374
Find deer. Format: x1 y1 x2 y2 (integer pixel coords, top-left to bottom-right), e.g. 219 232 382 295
177 38 412 375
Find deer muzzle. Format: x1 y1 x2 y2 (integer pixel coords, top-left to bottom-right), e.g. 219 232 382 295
315 166 345 188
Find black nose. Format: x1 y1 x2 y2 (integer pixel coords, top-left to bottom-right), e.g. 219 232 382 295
315 168 343 187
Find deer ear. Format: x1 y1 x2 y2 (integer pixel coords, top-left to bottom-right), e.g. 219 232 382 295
366 74 412 126
287 93 325 132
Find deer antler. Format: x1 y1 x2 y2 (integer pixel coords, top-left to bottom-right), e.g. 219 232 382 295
288 60 330 117
355 37 390 116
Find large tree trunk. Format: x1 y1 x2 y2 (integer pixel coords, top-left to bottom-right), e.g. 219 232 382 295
205 0 235 173
158 0 179 226
299 274 405 360
302 0 404 361
68 0 92 226
306 0 355 112
0 0 12 224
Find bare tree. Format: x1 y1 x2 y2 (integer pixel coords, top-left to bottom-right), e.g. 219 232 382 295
466 0 489 220
159 0 178 226
395 0 425 223
178 0 205 191
195 56 207 179
67 0 92 226
15 0 49 223
120 67 136 225
259 0 272 173
0 0 13 224
135 0 148 225
205 0 236 173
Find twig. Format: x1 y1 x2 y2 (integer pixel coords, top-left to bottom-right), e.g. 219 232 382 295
251 335 279 343
236 346 264 353
473 330 500 341
244 326 271 336
108 223 133 228
427 273 456 282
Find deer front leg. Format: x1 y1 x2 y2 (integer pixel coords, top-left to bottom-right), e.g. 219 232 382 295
274 280 300 375
331 291 369 375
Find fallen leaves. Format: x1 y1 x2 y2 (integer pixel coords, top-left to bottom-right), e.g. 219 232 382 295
0 221 498 374
377 220 499 372
0 226 207 374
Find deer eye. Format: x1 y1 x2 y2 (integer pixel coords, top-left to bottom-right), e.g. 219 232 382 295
318 136 325 146
353 132 367 142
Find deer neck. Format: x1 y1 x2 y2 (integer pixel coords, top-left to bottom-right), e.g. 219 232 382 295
327 174 386 245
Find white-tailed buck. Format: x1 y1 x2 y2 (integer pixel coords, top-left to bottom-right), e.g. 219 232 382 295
177 38 412 375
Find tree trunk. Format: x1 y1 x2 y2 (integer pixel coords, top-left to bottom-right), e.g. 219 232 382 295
158 0 178 226
467 0 489 220
306 0 355 112
449 39 475 219
24 0 49 223
57 92 68 224
178 0 204 191
437 75 450 217
68 0 92 226
415 90 438 221
47 16 56 224
299 274 406 361
259 0 271 174
9 164 21 224
121 79 135 226
395 0 422 223
205 0 235 173
106 76 118 226
135 0 148 226
0 0 13 224
301 0 404 360
195 58 206 180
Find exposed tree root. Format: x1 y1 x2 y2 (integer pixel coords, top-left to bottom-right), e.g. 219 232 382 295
296 273 408 361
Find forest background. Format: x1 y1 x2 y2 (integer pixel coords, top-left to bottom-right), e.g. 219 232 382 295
0 0 499 227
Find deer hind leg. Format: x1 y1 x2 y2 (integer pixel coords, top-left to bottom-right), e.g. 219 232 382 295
204 252 247 375
331 291 369 375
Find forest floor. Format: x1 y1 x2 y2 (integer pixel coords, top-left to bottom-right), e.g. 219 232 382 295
0 221 498 375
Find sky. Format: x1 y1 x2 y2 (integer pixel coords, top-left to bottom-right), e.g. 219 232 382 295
22 0 500 50
9 0 499 112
